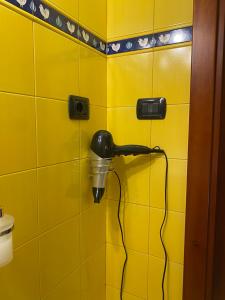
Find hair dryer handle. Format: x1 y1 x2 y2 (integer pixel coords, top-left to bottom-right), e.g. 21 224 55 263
114 145 153 156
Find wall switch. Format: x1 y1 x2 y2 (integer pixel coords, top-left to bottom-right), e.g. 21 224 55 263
136 98 166 120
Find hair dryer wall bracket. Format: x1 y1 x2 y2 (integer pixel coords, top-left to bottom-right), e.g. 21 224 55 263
90 130 164 203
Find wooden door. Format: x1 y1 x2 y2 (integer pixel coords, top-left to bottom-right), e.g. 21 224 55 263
183 0 225 299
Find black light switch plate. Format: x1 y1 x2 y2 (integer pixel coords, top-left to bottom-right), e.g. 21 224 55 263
136 98 166 120
69 95 90 120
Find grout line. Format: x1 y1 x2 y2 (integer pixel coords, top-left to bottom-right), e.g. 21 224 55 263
35 95 71 103
0 88 190 109
107 41 192 60
107 103 190 109
106 284 146 300
80 243 106 267
32 25 39 169
105 35 108 296
148 253 184 266
77 68 83 299
35 95 108 109
0 168 37 178
147 24 155 298
106 236 149 256
41 264 81 300
78 43 82 163
0 89 35 97
37 230 42 300
0 90 106 106
14 206 106 297
106 241 148 256
0 159 83 179
106 242 184 267
14 215 80 251
107 197 186 214
39 243 106 299
32 20 42 299
37 158 80 169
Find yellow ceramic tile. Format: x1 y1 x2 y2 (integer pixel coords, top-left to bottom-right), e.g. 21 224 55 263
151 105 189 159
43 268 81 300
107 200 149 253
106 244 148 299
150 158 187 212
80 159 94 212
106 286 143 300
149 208 185 264
34 23 79 100
0 240 40 300
80 45 107 107
108 107 151 145
153 46 192 104
48 0 78 19
154 0 193 30
107 107 151 205
0 5 34 95
0 171 38 248
39 217 80 296
107 0 154 39
79 0 107 39
107 53 153 107
80 105 107 158
38 161 80 232
80 202 105 262
107 155 150 206
0 93 36 175
36 98 80 166
148 256 183 300
81 246 106 300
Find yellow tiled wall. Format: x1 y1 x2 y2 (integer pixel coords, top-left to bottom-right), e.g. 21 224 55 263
107 0 193 40
0 0 193 299
45 0 107 39
0 2 106 300
106 2 192 300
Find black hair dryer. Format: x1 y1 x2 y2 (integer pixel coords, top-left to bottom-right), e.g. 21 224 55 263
90 130 164 203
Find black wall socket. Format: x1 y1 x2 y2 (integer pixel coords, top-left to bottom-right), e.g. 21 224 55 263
69 95 90 120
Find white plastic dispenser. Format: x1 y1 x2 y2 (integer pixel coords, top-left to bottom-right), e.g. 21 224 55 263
0 209 14 268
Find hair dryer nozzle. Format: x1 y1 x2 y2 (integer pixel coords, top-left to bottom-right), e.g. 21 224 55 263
92 187 105 203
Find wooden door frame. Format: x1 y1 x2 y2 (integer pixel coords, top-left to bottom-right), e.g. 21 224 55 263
183 0 225 299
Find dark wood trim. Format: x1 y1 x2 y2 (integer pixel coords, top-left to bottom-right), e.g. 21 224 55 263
211 0 225 298
183 0 224 299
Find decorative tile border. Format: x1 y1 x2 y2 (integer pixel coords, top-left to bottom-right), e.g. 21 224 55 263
5 0 34 14
107 26 193 55
5 0 107 54
4 0 192 55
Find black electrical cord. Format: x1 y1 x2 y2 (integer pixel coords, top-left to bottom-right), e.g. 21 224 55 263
152 147 169 300
159 151 169 300
114 171 128 300
114 150 168 300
